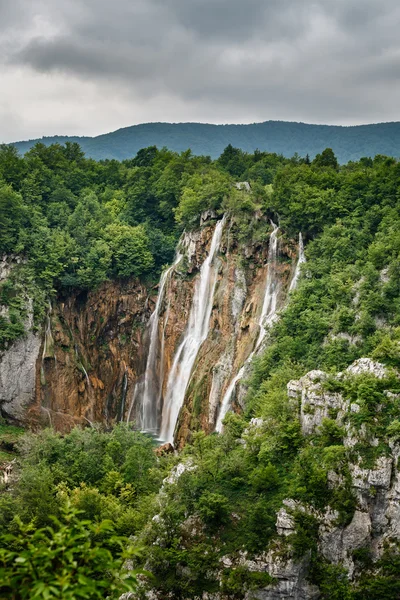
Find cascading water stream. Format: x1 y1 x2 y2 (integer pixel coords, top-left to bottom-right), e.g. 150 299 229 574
160 216 226 443
140 253 183 432
118 369 128 422
215 221 280 432
254 221 280 350
289 232 305 292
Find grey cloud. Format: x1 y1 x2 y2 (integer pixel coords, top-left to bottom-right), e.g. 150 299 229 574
1 0 400 141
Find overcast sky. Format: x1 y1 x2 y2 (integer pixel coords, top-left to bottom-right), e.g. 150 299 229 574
1 0 400 142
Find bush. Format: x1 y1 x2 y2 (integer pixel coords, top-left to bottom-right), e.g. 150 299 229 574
0 503 138 599
197 491 230 527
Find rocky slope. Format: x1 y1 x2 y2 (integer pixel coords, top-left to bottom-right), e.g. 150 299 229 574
128 358 400 599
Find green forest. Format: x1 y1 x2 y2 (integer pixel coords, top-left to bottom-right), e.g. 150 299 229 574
12 120 400 163
1 141 400 598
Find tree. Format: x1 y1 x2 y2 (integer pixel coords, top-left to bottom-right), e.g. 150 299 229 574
0 184 26 253
217 144 248 177
0 145 26 188
104 223 154 278
313 148 339 170
175 169 231 225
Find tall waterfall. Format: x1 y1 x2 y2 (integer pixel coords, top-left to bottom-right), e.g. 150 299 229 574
215 221 280 432
289 232 305 292
160 217 226 443
135 253 183 432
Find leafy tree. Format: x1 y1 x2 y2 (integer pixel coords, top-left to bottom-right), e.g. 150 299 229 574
313 148 339 170
0 185 26 253
175 169 230 225
104 223 154 278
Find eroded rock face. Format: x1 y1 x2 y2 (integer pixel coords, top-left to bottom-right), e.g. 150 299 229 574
287 370 343 436
281 360 400 586
0 332 41 423
345 358 387 379
30 279 149 431
248 551 320 600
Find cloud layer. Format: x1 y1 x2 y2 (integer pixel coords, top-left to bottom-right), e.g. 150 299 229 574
1 0 400 142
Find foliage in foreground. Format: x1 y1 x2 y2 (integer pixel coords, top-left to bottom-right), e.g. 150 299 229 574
0 503 138 600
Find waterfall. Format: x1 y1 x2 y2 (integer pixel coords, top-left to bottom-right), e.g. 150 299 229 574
254 221 280 350
119 369 128 422
289 233 305 292
160 216 226 443
81 364 91 389
215 221 280 432
140 253 183 432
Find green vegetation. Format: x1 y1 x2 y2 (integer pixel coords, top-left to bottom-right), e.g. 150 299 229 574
0 503 138 599
0 426 166 598
0 424 24 465
1 141 400 597
0 141 289 349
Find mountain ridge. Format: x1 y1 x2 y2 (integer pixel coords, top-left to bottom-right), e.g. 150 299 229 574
10 119 400 163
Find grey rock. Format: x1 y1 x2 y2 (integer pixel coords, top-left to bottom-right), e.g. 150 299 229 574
0 332 41 422
345 358 387 379
287 370 343 435
235 181 251 192
200 209 218 226
247 550 320 600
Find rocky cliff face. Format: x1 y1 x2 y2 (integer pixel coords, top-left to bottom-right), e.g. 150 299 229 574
0 273 150 430
0 257 41 424
32 280 151 430
223 358 400 599
126 213 297 445
0 213 298 441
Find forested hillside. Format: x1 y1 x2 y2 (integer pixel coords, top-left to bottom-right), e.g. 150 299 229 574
1 141 400 598
11 120 400 163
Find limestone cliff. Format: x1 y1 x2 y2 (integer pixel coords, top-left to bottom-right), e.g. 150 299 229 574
223 358 400 599
0 272 150 430
0 213 299 441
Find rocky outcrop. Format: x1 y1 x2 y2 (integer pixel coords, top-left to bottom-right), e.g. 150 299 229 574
0 260 41 424
215 358 399 599
0 331 41 423
277 359 400 591
30 279 150 430
0 276 150 430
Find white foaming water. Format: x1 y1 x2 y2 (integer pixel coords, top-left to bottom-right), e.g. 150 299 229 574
160 217 226 443
131 253 183 431
254 221 280 350
215 221 280 432
140 253 183 432
289 233 305 292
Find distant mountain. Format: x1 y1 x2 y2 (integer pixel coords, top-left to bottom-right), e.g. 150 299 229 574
11 120 400 163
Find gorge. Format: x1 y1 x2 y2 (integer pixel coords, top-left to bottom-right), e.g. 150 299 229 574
0 210 302 448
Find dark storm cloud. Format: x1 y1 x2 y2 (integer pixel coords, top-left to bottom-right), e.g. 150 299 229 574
0 0 400 141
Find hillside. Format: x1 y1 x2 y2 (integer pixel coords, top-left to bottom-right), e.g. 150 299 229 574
1 143 400 598
11 120 400 163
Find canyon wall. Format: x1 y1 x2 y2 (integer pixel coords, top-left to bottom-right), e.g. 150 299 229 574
0 212 300 443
